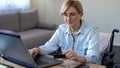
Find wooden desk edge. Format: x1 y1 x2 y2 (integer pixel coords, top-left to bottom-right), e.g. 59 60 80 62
0 55 106 68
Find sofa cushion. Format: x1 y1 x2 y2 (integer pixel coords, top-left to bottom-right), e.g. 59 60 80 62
0 12 19 32
37 22 57 30
17 28 55 49
19 9 39 31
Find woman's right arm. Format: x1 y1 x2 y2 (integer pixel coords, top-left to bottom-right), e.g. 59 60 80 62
39 28 61 54
28 28 60 56
29 25 64 56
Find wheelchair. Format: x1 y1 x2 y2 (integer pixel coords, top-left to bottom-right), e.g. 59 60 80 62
102 29 119 68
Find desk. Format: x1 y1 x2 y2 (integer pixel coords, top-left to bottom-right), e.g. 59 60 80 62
0 56 106 68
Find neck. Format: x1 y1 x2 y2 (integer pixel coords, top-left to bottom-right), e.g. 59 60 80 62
70 20 82 32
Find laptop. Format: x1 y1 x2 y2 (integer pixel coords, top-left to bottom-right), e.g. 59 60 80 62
0 31 63 68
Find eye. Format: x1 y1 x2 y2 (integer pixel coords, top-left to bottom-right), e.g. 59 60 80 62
70 13 76 16
62 12 77 17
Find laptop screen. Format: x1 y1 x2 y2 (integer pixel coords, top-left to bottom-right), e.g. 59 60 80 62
0 32 37 67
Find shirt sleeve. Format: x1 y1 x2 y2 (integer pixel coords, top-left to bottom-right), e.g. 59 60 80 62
84 27 101 64
39 28 60 55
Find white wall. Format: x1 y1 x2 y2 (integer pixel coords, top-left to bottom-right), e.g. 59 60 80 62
30 0 45 23
81 0 120 46
31 0 120 46
30 0 64 24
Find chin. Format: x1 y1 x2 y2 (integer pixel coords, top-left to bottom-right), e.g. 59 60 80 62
68 24 74 27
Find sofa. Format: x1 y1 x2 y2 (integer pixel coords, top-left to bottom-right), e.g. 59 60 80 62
0 9 57 49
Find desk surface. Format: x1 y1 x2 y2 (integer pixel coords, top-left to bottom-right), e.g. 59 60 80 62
0 56 106 68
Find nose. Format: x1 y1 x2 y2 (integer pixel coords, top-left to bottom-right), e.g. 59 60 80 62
66 15 72 20
66 16 71 21
66 16 71 23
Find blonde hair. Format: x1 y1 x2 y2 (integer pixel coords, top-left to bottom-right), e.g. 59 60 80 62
60 0 83 15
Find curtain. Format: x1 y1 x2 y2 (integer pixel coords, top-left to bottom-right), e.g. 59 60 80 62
0 0 30 13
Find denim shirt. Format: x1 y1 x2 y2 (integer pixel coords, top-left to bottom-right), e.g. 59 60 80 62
39 22 100 64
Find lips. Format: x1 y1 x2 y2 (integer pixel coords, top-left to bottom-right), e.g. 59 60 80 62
67 21 72 24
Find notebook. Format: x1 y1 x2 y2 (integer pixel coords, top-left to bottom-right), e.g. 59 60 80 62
0 31 63 68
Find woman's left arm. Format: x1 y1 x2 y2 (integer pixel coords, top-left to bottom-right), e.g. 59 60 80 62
84 27 100 64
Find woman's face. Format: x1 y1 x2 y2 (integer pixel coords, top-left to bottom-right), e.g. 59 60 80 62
63 6 82 27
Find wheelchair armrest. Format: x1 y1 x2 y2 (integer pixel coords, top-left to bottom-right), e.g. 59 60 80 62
102 51 115 66
104 52 115 58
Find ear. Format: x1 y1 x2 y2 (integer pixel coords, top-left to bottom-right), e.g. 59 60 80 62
79 13 83 17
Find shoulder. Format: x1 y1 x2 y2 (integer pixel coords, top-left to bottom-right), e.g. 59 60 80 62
58 24 68 31
84 22 98 32
54 24 68 35
81 22 98 36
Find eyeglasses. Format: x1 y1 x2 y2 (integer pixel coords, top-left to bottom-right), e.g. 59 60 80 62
63 12 78 18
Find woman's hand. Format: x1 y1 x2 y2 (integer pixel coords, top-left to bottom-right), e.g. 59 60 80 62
64 50 86 63
64 50 78 60
28 48 40 57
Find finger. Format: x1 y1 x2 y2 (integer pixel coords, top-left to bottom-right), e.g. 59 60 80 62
63 50 72 54
66 52 73 59
70 57 76 60
32 49 38 56
29 49 36 57
63 51 69 54
28 49 33 55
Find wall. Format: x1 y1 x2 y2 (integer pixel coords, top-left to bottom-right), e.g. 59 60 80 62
30 0 44 23
31 0 120 46
30 0 64 24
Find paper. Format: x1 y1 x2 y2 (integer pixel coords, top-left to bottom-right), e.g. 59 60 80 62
61 59 81 68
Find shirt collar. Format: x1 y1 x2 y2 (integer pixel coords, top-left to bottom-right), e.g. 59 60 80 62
65 24 71 34
65 21 86 35
76 21 85 35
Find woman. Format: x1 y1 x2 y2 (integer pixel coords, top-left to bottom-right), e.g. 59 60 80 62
29 0 100 64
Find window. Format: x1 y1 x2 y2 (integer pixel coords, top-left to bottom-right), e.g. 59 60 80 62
0 0 30 13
